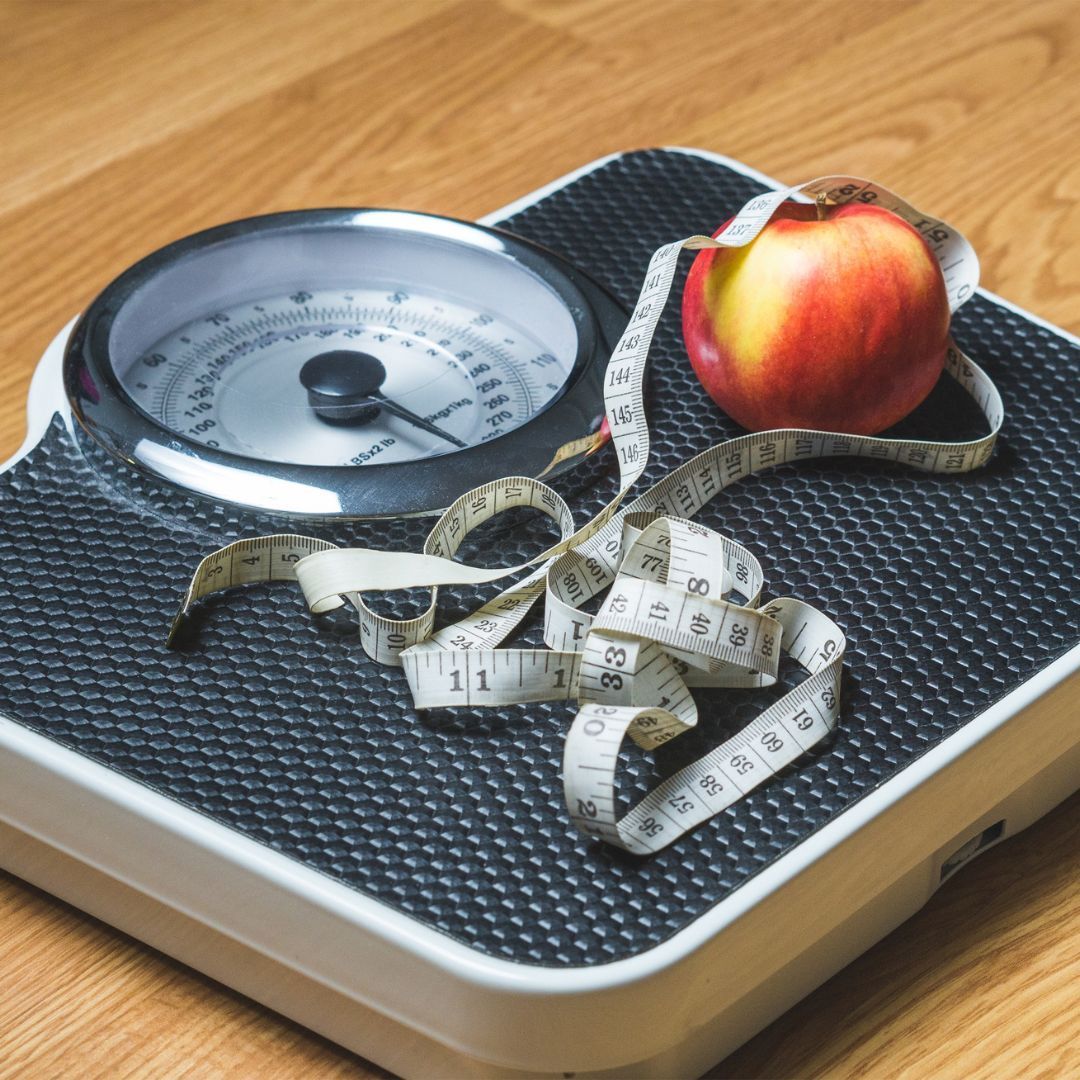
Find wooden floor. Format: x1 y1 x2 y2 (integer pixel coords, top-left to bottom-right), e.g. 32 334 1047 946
1 1 1078 1077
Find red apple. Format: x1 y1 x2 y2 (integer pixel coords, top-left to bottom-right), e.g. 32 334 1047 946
681 201 950 434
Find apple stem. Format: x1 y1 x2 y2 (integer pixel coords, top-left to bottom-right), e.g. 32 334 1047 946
816 192 828 221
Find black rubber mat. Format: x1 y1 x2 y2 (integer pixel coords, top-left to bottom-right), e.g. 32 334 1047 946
1 149 1077 966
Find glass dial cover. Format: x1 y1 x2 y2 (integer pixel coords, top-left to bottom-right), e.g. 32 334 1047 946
65 210 625 517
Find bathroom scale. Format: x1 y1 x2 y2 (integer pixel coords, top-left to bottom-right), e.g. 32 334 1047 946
1 148 1077 1078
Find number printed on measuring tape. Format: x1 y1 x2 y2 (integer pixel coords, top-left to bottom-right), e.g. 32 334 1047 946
169 175 1001 854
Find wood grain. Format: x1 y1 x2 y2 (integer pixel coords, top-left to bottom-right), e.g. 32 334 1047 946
1 0 1077 1076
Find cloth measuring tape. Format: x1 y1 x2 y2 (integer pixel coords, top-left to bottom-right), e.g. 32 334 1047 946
170 176 1002 855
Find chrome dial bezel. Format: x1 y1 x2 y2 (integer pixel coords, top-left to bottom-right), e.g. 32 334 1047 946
64 209 625 518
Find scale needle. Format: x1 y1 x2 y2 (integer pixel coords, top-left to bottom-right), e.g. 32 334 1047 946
369 392 468 449
299 349 469 450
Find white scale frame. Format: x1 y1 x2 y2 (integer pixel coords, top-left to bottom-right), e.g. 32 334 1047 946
1 149 1077 1078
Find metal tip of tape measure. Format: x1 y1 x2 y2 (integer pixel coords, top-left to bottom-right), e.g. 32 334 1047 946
166 606 191 649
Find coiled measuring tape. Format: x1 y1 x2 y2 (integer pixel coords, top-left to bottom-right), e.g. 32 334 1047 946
170 176 1002 855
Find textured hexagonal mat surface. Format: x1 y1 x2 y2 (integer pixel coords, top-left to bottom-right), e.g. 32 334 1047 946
1 150 1077 966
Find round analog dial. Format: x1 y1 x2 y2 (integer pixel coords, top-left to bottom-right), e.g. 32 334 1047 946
66 209 624 517
121 287 573 467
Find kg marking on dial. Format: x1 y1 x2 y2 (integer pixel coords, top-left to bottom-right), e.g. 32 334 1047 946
119 287 574 467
